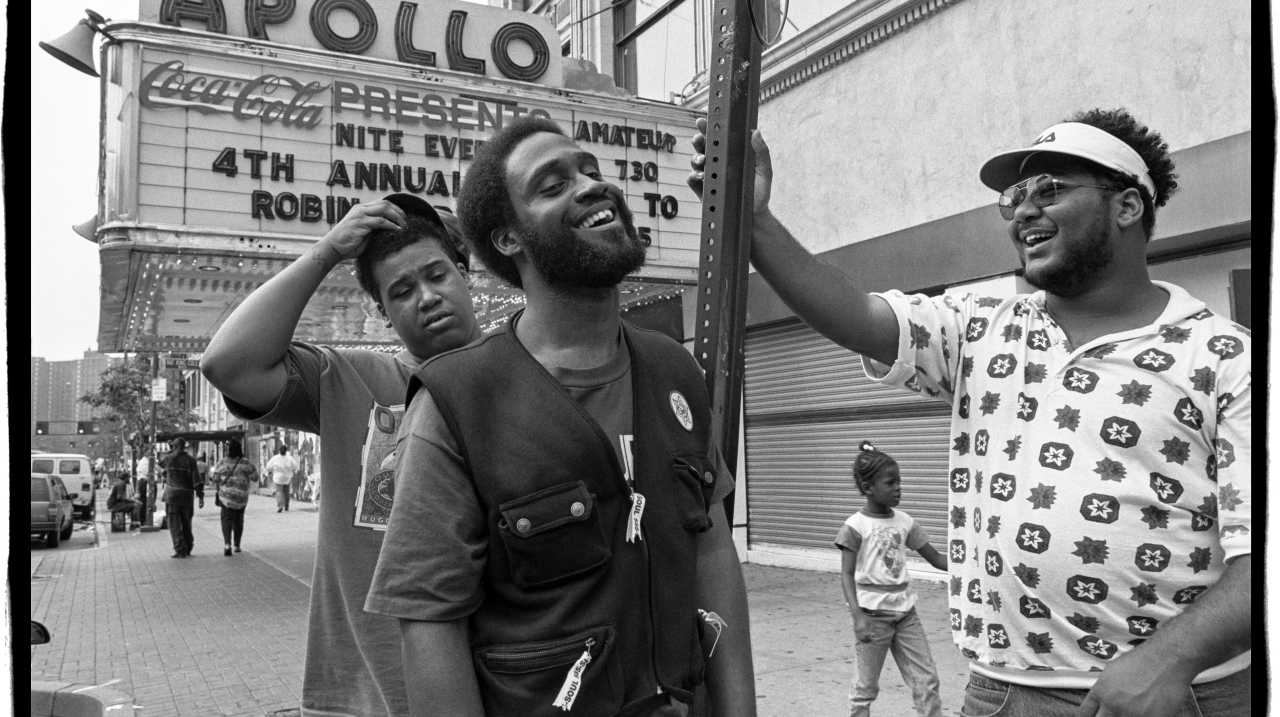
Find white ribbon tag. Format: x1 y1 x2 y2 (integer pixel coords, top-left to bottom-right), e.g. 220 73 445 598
552 639 595 711
626 492 646 543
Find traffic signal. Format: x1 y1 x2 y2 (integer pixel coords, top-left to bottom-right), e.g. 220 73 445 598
35 421 48 435
177 380 188 409
76 421 97 434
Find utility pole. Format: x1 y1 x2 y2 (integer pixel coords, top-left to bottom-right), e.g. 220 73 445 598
141 352 160 529
692 0 765 525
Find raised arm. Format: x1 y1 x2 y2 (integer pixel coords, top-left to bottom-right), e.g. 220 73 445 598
200 201 407 412
687 118 900 365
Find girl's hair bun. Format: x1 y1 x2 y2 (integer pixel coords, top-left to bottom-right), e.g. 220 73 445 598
859 440 877 453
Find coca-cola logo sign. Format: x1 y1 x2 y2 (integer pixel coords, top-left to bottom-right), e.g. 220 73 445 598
139 60 329 129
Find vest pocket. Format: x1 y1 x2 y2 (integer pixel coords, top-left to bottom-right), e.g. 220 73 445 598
474 624 622 716
497 481 612 587
672 456 716 533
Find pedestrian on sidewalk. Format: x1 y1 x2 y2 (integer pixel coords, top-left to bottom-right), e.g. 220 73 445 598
211 440 258 556
835 441 948 717
162 437 203 558
196 451 210 492
202 193 481 716
106 471 141 529
688 108 1251 715
266 445 298 512
366 117 756 716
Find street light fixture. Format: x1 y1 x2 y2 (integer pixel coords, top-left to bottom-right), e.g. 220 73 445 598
38 8 114 77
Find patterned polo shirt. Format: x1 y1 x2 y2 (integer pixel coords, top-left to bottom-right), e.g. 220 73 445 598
863 281 1251 687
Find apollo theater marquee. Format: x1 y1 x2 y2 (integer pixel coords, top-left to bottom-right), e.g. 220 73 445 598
90 0 703 353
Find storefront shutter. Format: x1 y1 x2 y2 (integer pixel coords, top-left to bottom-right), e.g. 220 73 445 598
744 320 953 550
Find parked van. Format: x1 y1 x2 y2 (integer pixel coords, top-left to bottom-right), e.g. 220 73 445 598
30 453 95 520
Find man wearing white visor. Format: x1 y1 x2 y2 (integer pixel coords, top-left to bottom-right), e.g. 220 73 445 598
688 108 1250 716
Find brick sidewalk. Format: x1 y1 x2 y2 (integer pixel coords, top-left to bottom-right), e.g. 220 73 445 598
29 489 968 716
29 492 316 717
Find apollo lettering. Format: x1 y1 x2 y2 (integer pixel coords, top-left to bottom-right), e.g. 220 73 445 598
157 0 552 83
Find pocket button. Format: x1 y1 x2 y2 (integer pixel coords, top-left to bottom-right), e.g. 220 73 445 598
570 501 585 517
515 517 533 534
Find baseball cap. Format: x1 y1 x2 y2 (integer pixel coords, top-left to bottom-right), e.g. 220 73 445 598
979 122 1157 201
380 193 468 269
382 192 447 236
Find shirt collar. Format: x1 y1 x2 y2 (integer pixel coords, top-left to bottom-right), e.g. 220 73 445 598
1024 280 1206 325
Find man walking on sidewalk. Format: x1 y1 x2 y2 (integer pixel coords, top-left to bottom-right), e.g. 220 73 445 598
202 194 481 716
162 437 203 558
266 445 299 512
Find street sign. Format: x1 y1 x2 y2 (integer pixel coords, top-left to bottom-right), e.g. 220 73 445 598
150 377 168 402
164 358 201 369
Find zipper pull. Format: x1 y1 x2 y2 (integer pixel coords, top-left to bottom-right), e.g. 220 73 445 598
625 492 646 543
552 638 595 711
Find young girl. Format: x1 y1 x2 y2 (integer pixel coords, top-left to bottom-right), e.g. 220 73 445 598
834 441 948 717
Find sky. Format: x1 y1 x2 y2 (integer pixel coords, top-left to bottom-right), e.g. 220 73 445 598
31 1 143 361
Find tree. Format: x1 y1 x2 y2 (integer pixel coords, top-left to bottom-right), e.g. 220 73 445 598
79 356 200 481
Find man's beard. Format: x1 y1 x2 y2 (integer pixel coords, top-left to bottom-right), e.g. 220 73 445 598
1020 217 1113 298
520 217 647 289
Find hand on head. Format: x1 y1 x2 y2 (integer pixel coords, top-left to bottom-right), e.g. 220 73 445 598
686 116 774 216
319 200 409 261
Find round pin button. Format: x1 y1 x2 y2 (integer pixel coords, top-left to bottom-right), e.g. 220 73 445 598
703 470 715 485
515 517 532 534
570 501 585 517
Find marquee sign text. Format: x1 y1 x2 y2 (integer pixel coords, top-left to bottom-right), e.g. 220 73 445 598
143 0 561 85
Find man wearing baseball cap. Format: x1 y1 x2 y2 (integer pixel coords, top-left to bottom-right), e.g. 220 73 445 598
202 194 481 716
689 108 1250 716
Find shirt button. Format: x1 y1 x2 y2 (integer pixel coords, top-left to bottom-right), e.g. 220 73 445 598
703 470 715 485
570 501 585 517
515 517 532 534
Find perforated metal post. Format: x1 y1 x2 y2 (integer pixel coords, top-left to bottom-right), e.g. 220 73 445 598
693 0 762 524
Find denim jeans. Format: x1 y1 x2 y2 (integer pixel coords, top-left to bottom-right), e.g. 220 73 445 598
166 503 194 555
960 664 1251 717
850 607 943 717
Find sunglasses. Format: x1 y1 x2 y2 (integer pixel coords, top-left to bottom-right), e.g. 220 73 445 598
997 174 1120 220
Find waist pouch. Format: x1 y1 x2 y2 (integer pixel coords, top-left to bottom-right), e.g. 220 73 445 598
474 624 621 716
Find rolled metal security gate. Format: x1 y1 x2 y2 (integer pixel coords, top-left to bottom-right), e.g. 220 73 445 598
743 320 952 549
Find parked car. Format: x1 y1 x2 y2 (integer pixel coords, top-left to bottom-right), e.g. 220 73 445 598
31 473 74 547
30 453 95 520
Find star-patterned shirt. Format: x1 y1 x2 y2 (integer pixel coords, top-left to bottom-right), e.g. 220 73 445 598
863 281 1250 687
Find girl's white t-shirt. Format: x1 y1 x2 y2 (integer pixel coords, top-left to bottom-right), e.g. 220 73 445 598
834 509 929 612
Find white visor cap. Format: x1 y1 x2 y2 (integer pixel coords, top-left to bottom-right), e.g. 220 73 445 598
979 122 1156 202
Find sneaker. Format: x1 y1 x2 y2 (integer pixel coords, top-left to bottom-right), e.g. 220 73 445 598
224 546 232 556
234 546 242 553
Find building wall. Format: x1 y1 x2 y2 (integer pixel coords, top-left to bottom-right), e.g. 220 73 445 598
756 0 1251 256
31 351 121 454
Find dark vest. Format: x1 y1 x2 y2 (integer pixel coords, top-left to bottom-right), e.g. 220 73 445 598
410 316 717 715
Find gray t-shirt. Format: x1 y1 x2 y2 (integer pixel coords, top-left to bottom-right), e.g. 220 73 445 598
226 342 420 717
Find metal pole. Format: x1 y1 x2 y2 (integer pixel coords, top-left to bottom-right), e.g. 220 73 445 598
692 0 762 526
142 353 159 528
